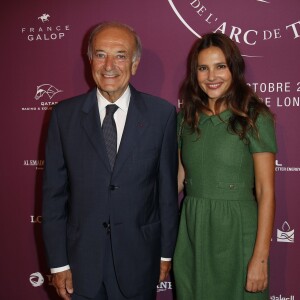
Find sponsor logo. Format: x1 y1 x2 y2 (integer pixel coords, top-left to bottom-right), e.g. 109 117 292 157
277 221 294 243
24 159 44 170
168 0 300 57
38 13 50 23
21 13 70 42
157 281 172 292
275 160 300 172
29 272 44 287
30 216 42 224
270 295 295 300
29 272 54 287
21 84 62 112
35 84 63 100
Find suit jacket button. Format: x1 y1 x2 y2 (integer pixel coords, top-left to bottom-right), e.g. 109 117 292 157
102 222 111 234
109 185 119 190
103 222 108 228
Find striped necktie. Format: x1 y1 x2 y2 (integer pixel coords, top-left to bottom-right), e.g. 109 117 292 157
102 104 118 170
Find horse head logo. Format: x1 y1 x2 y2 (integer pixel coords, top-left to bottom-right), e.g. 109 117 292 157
34 84 63 100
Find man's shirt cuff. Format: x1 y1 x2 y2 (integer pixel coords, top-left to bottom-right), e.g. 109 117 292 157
50 265 70 273
161 257 171 261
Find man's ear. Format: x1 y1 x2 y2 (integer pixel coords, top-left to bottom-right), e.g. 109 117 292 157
131 59 140 75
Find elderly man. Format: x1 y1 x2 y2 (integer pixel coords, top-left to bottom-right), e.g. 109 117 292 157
42 22 178 300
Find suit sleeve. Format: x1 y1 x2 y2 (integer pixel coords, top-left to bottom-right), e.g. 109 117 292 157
42 106 69 268
158 106 179 258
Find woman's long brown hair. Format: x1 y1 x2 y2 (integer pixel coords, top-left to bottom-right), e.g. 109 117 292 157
181 32 273 139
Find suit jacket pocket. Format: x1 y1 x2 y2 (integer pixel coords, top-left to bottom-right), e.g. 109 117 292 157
140 221 161 241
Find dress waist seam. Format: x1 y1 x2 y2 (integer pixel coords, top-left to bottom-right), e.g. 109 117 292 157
185 194 255 202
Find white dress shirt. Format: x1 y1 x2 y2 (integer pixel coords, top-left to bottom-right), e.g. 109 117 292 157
97 86 130 151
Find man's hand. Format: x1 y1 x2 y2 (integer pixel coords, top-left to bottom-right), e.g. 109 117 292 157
159 261 171 283
52 270 74 300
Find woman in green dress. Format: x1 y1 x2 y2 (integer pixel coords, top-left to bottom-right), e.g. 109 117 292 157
173 33 277 299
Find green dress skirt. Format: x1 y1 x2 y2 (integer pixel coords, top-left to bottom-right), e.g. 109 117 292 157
173 110 277 300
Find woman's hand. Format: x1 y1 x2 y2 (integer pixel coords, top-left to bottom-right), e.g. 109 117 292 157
245 256 268 293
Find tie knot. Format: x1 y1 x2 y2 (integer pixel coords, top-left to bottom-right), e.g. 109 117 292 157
106 104 118 117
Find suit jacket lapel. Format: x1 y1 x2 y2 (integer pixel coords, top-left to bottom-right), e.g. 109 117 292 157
113 87 148 176
80 89 111 172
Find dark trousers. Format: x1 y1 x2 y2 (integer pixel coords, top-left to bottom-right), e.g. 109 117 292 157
72 235 156 300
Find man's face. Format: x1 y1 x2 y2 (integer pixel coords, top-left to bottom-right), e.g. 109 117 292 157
90 27 140 102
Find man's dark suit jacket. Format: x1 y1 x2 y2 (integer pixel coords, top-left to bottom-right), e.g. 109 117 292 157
42 85 178 298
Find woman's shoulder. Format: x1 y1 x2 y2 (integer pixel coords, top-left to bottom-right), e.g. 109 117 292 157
254 110 275 128
247 109 277 153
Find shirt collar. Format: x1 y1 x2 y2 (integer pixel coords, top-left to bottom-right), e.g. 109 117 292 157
97 86 131 112
199 109 232 126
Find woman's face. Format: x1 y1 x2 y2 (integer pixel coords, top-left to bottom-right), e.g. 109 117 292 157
197 46 232 105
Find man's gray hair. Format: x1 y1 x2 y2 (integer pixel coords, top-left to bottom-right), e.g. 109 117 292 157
87 21 142 62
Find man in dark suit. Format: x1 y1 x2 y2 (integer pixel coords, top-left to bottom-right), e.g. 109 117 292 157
42 22 178 300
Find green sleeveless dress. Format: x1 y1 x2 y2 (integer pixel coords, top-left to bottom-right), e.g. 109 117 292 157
173 110 277 300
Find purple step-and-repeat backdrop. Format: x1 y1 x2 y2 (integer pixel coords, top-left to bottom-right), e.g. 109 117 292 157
1 1 299 299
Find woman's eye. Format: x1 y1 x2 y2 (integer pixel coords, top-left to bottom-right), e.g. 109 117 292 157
198 66 207 71
218 64 227 69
